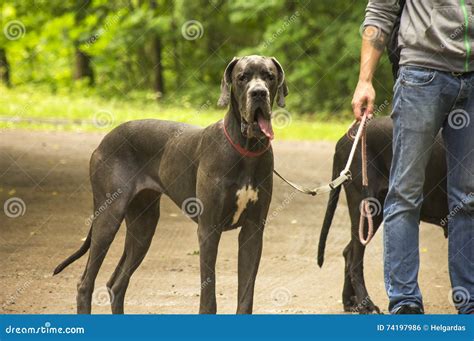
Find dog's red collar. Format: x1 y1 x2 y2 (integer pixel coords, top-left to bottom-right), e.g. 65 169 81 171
221 119 271 158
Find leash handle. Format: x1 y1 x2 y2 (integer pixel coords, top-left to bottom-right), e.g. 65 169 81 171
357 112 375 246
359 198 375 246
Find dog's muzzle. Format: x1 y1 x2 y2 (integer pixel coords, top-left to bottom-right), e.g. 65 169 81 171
241 106 273 140
241 84 273 139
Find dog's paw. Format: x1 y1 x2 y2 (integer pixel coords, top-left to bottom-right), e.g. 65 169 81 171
344 298 382 314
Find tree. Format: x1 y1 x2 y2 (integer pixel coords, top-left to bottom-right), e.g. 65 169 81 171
150 0 164 96
73 0 95 85
0 48 11 87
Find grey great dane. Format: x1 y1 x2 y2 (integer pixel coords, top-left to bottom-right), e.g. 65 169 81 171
53 55 288 314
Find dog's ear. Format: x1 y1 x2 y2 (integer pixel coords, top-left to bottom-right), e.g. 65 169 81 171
271 57 288 107
218 57 240 107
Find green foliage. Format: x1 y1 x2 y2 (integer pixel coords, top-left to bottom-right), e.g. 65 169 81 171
0 85 351 141
0 0 394 117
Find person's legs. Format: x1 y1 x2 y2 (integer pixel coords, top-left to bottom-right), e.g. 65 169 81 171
383 66 460 313
442 72 474 314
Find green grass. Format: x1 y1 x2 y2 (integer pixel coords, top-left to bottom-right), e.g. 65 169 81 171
0 86 351 141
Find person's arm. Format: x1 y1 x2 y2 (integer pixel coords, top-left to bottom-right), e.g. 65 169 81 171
352 0 400 121
352 27 388 120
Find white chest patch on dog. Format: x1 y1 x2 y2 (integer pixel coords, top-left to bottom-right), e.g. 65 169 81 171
232 185 259 224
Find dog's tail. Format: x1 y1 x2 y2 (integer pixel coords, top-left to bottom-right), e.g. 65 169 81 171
317 152 343 268
53 227 92 275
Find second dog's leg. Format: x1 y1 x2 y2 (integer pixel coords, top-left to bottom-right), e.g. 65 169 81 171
342 240 356 312
236 220 264 314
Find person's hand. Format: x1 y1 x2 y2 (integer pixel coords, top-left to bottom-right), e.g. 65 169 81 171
351 80 375 121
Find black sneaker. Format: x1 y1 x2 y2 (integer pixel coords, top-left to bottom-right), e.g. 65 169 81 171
393 304 424 314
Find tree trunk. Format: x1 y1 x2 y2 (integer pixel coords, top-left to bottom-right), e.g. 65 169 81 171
0 48 11 87
74 48 94 85
150 36 164 96
169 1 181 89
73 0 94 86
150 0 164 98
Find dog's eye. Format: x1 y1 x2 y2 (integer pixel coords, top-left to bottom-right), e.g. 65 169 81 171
266 73 275 81
238 74 247 82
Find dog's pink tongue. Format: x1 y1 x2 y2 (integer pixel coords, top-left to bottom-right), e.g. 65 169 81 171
257 115 274 140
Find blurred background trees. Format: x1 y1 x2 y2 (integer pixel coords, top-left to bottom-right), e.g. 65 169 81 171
0 0 394 117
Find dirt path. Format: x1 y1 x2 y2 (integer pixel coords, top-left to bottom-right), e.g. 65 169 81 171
0 130 453 314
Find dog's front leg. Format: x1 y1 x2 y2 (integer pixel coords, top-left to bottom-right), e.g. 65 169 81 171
236 218 265 314
197 222 222 314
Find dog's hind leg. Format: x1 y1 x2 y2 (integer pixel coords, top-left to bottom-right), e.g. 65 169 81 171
76 193 128 314
342 240 356 312
348 212 383 314
107 190 161 314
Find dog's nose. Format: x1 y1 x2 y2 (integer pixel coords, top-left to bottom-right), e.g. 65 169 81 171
250 88 268 99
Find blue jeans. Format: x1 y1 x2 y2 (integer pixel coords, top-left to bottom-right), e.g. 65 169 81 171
384 65 474 314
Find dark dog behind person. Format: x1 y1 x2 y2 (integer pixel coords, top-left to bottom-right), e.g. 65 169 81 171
352 0 474 314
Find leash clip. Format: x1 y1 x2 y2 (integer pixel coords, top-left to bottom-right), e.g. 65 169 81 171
341 169 352 181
